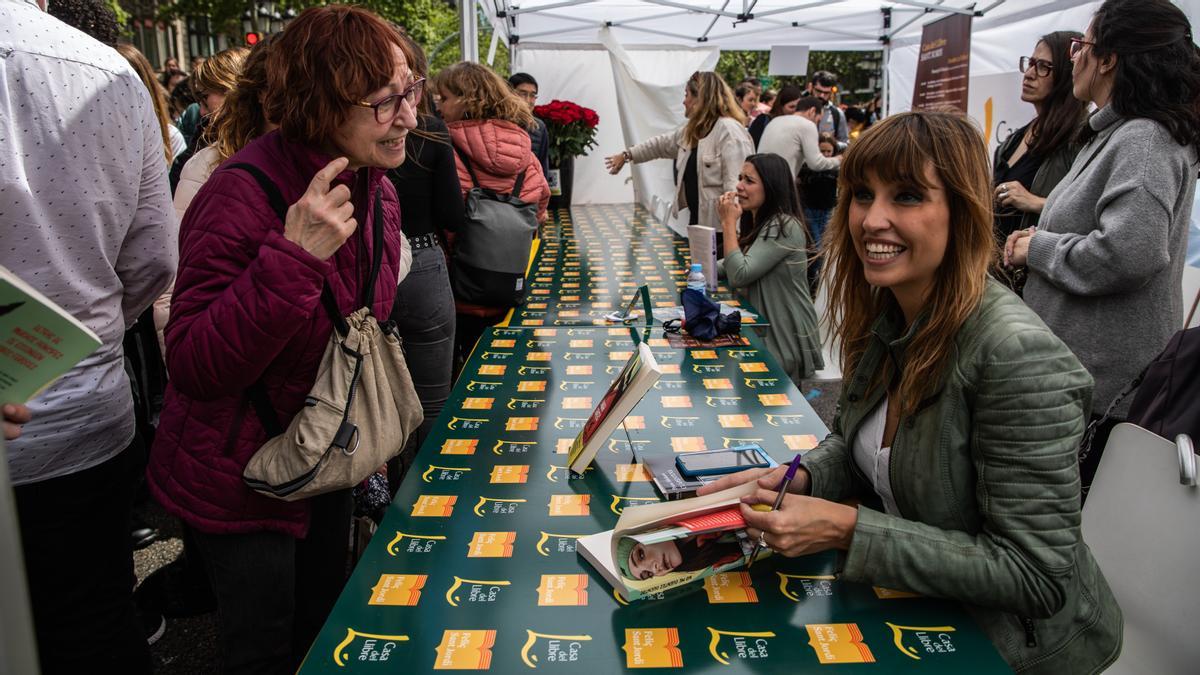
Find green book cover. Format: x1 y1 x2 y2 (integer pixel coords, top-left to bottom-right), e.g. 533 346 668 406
0 266 101 403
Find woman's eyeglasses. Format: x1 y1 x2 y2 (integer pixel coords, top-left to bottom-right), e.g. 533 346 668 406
1019 56 1054 78
1068 37 1096 58
356 77 426 124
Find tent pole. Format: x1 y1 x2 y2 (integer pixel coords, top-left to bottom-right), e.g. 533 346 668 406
460 0 479 62
882 44 890 117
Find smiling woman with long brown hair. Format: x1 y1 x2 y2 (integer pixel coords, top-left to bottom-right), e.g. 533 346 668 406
702 111 1121 674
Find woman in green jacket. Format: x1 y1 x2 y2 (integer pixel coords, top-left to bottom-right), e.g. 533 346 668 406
702 112 1121 674
716 153 823 384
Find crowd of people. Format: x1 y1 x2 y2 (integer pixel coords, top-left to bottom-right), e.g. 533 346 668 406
2 0 1198 673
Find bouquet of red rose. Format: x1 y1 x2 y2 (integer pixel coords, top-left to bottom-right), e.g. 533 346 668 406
533 99 599 166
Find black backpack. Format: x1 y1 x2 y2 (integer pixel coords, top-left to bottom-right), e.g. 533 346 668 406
449 146 538 308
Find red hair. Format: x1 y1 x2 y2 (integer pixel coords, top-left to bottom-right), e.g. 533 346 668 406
265 5 413 146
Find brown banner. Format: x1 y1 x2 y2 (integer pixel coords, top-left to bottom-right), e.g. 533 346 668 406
912 13 972 113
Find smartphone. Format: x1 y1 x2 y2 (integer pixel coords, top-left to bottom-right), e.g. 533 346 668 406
675 445 771 478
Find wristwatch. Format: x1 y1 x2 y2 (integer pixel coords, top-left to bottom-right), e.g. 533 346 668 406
622 150 632 162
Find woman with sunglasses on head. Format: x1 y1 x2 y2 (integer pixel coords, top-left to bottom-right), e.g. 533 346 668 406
992 31 1087 293
605 72 753 233
702 112 1121 674
146 7 417 672
1006 0 1200 493
433 62 550 370
716 153 823 385
386 33 464 472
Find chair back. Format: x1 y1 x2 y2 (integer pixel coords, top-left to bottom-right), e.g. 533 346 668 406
1081 423 1199 674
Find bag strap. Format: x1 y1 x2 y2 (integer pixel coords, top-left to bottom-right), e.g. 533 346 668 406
451 144 483 189
364 186 385 311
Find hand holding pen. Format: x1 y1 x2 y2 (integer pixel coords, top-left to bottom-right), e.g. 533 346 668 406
746 454 805 567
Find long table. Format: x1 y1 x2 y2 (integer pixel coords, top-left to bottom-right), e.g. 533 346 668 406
297 206 1010 673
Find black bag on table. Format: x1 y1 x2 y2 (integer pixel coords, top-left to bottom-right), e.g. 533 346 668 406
449 146 538 308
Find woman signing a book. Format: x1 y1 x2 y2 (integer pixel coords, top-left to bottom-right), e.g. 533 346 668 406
700 111 1121 675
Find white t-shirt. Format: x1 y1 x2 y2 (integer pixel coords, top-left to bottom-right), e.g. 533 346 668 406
851 397 901 515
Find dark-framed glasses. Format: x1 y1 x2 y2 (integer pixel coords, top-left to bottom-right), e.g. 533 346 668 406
356 77 425 124
1069 37 1096 58
1019 56 1054 78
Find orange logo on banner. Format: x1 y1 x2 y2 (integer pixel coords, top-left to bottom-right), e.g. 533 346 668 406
518 381 547 392
805 624 875 664
569 339 593 348
489 465 530 484
368 574 427 606
661 395 692 408
610 351 633 361
333 628 409 667
624 415 646 429
691 350 718 360
623 628 683 668
527 352 552 362
548 494 590 516
704 572 758 604
478 364 506 376
703 378 734 390
467 531 517 558
566 365 592 375
718 414 753 428
615 464 652 482
660 364 681 374
506 417 539 431
533 328 558 336
671 437 707 453
434 630 496 670
492 339 516 348
441 439 478 455
783 434 820 451
462 397 494 410
412 495 456 517
556 438 573 454
758 393 792 407
886 622 956 659
739 362 769 373
536 574 589 606
521 319 544 326
561 396 593 409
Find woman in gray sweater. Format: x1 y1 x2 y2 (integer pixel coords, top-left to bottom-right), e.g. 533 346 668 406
1006 0 1200 491
717 153 824 384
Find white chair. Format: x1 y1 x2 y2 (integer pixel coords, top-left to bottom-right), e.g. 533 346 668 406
1081 423 1198 674
1182 264 1200 329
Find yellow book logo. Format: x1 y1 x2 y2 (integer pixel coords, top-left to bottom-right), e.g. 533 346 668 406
561 396 593 409
548 494 590 516
758 393 792 407
506 416 540 431
783 434 819 451
704 572 758 604
368 574 426 606
623 628 683 668
440 439 478 455
805 624 875 664
411 495 456 517
434 629 496 670
614 464 653 482
489 465 529 484
520 630 593 668
477 364 506 376
660 395 692 408
739 362 769 373
703 378 734 390
445 576 511 606
466 531 517 558
536 574 589 606
691 349 718 359
333 628 409 667
517 380 547 392
718 414 753 429
706 628 776 665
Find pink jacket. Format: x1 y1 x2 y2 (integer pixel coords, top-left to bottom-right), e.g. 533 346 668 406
448 118 550 317
146 131 405 537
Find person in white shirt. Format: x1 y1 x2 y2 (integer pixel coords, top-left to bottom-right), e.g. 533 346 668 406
757 96 842 178
0 0 176 671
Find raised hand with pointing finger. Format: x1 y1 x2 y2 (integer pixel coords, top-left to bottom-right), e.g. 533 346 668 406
284 157 358 260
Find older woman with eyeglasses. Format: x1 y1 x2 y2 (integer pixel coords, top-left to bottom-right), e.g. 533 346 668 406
991 31 1087 294
146 7 417 672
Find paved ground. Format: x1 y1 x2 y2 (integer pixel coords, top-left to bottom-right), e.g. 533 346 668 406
134 379 842 673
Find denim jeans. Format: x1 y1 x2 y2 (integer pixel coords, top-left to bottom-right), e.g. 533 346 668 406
803 206 832 290
193 489 353 675
14 442 152 675
390 245 456 456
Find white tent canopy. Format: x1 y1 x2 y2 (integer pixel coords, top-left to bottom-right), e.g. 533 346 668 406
473 0 1191 210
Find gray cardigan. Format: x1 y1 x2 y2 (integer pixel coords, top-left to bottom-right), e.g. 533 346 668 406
1025 105 1197 414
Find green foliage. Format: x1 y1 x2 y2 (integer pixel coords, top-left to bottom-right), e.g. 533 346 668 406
717 49 882 104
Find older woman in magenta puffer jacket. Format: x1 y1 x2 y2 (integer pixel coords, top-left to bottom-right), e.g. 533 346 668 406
433 61 550 367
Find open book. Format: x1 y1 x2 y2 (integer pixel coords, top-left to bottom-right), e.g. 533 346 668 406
0 266 101 402
566 341 661 475
577 482 765 601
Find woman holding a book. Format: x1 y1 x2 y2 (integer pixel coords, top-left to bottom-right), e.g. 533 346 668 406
701 111 1121 674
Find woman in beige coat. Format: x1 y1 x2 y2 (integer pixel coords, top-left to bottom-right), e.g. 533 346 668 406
605 72 753 232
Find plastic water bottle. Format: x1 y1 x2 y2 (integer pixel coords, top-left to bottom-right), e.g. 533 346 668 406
686 263 706 295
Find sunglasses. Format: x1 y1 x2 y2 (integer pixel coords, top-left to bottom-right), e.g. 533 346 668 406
1019 56 1054 78
356 77 425 124
1068 37 1096 58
